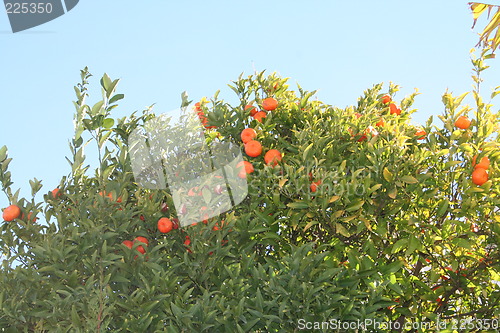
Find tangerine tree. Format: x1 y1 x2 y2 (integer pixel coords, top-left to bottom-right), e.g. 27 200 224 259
0 48 499 331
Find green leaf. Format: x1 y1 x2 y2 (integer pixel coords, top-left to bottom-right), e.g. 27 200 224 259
382 261 403 274
346 200 364 212
0 146 7 162
453 238 472 250
391 239 408 254
102 118 114 129
109 93 124 104
401 175 418 184
444 160 462 169
91 100 104 116
388 187 397 199
383 167 393 182
287 201 309 209
335 223 350 237
329 195 340 203
302 142 314 161
436 200 449 217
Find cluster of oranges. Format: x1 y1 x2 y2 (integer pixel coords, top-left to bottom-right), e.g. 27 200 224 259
454 115 490 186
471 154 490 186
238 97 283 178
350 94 426 142
194 99 216 129
122 236 148 257
244 97 278 123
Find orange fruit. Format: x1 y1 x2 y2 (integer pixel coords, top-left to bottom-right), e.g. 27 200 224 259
184 235 191 246
455 116 471 130
472 155 490 170
245 104 258 116
122 240 133 249
51 188 61 199
237 161 254 178
472 168 488 186
389 103 401 115
158 217 173 233
188 187 199 197
310 180 321 193
244 140 263 157
264 149 282 166
134 236 149 246
262 97 278 111
375 118 385 127
253 111 267 123
415 130 426 140
381 95 391 104
3 205 21 222
133 237 148 254
241 128 257 143
21 212 38 222
355 112 362 119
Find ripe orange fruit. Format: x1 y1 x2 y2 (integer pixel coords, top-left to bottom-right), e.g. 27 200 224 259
244 140 263 157
122 240 133 249
253 111 267 123
3 205 21 222
245 104 258 116
184 235 191 246
133 237 148 254
472 168 488 186
355 112 362 119
262 97 278 111
472 155 490 170
310 180 321 193
389 103 401 115
51 188 61 199
357 134 367 142
264 149 282 166
21 212 38 222
381 95 391 104
375 118 385 127
237 161 254 178
188 187 199 197
455 116 471 130
134 236 149 246
415 130 426 140
241 128 257 143
158 217 173 233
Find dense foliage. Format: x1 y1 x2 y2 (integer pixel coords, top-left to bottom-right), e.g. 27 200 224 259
0 49 499 332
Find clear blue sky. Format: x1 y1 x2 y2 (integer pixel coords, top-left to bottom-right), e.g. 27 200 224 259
0 1 498 208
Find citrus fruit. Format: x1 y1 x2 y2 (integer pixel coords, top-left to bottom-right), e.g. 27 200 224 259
389 103 401 115
158 217 173 233
237 161 254 178
3 205 21 222
122 240 133 249
245 104 258 116
241 128 257 143
455 116 471 130
472 168 488 186
264 149 282 166
381 95 391 104
415 130 426 139
51 188 61 199
472 155 490 170
262 97 278 111
134 236 149 246
244 140 263 157
253 111 267 123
